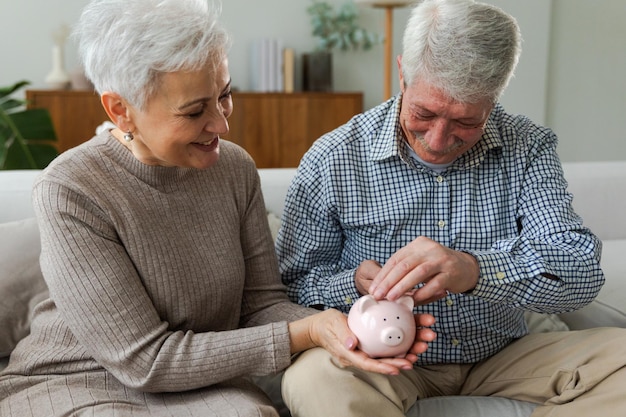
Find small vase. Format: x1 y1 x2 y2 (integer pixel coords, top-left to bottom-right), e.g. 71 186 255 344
45 45 71 90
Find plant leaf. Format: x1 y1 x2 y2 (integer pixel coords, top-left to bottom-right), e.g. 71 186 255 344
307 0 381 52
8 109 57 141
0 80 30 100
0 98 26 113
0 81 59 170
2 142 58 170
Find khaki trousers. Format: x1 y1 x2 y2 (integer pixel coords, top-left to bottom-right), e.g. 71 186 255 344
282 327 626 417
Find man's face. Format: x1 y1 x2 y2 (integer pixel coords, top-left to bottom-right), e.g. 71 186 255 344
398 77 493 165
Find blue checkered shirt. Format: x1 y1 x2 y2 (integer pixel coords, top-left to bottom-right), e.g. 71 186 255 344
276 95 604 365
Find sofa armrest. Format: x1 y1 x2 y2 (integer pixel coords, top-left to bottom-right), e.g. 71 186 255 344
0 170 41 223
259 168 297 218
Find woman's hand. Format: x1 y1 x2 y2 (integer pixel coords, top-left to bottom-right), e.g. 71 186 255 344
289 309 436 375
368 236 479 305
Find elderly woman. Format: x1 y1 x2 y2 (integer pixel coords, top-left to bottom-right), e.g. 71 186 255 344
0 0 436 416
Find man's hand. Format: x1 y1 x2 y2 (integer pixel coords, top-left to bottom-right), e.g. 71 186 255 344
368 236 479 304
355 260 382 295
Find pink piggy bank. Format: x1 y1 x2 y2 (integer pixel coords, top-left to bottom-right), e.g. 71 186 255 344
347 295 416 358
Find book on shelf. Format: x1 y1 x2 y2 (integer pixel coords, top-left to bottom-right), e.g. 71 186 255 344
283 47 295 93
250 38 294 93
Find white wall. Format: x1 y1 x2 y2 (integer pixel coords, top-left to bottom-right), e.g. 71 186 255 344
1 0 624 162
546 0 626 162
0 0 85 90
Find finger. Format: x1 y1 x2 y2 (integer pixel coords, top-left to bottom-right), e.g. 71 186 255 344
411 281 448 305
327 312 359 351
409 341 430 356
379 261 436 301
368 243 418 289
416 327 437 343
415 313 436 328
370 257 419 299
370 237 440 296
377 357 416 370
355 260 383 295
344 350 411 375
404 352 419 363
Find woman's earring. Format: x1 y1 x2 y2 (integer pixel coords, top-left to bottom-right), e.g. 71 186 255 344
123 131 134 142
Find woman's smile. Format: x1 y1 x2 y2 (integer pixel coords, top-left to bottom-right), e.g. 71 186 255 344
192 137 220 152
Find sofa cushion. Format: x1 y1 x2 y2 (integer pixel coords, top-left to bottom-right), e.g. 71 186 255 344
559 239 626 330
268 211 282 242
259 168 295 218
0 169 40 223
0 217 48 357
563 161 626 241
525 311 569 333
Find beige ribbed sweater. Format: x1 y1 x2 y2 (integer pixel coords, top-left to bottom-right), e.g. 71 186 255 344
0 132 314 415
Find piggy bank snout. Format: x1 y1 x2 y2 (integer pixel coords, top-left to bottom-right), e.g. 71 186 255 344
380 325 405 347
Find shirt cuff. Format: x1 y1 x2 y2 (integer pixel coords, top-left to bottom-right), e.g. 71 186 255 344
325 268 362 314
464 250 521 299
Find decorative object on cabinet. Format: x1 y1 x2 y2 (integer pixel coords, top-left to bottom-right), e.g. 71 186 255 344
44 24 71 90
355 0 412 99
25 89 363 168
0 81 58 170
302 52 333 92
304 1 382 91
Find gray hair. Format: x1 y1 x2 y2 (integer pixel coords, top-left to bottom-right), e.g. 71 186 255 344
401 0 522 103
74 0 231 109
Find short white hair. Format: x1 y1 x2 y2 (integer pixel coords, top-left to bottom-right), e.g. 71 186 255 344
401 0 521 103
75 0 231 109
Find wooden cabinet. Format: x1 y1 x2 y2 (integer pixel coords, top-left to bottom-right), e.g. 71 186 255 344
26 90 363 168
26 89 109 154
224 92 362 168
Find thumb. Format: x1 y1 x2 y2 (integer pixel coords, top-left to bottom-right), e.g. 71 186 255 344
345 336 357 350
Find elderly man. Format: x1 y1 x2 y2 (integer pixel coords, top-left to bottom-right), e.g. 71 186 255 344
277 1 626 416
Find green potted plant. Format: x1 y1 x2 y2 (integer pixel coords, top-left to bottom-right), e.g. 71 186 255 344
0 81 58 169
304 0 382 91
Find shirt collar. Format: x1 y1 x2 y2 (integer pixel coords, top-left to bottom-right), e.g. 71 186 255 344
454 108 503 169
368 95 404 162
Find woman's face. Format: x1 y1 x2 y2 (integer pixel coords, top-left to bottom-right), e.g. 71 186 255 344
127 57 233 169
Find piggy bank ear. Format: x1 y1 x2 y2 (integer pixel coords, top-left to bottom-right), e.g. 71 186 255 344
396 295 414 311
356 294 378 313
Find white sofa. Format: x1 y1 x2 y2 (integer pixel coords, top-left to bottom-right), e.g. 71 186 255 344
1 162 626 417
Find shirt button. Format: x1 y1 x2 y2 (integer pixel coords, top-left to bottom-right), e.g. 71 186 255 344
436 175 444 183
451 339 460 346
345 296 353 304
496 271 506 280
438 220 446 228
446 299 454 307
